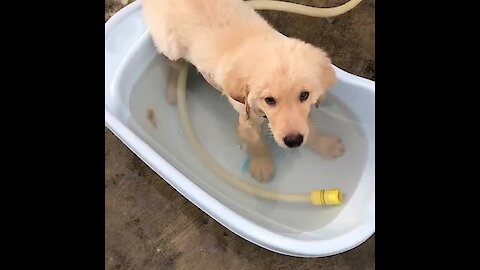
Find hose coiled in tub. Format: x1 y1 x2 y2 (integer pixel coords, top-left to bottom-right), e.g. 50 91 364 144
176 0 363 206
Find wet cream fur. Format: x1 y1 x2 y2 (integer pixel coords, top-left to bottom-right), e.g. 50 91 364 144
143 0 345 181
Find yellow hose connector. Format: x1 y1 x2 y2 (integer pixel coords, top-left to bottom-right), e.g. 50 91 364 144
310 189 343 205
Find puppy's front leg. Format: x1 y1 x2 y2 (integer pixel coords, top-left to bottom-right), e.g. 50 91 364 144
237 114 274 182
307 128 346 159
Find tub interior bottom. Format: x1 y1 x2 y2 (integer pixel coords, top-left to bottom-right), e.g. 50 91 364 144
125 55 369 236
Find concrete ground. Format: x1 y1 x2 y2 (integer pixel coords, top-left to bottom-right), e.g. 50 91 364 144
105 0 375 269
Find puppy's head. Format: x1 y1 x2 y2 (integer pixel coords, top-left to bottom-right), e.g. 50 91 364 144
221 38 336 149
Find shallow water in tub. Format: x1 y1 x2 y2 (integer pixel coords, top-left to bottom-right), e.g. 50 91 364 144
127 55 369 235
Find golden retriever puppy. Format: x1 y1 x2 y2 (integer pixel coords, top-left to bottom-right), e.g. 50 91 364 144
143 0 345 182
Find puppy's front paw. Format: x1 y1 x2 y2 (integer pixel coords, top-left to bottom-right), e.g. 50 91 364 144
310 135 345 159
250 156 274 182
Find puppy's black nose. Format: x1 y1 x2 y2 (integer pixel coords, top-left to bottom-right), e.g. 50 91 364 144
283 134 304 148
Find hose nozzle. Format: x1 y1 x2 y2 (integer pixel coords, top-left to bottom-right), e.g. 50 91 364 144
310 189 343 205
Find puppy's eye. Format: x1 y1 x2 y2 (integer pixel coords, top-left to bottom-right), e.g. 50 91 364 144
264 97 276 106
299 91 309 102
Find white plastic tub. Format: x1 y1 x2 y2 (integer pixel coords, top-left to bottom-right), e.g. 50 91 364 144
105 1 375 257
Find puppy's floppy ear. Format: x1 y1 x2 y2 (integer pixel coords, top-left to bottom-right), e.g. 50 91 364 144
315 60 336 109
315 95 325 108
320 61 337 91
224 77 251 119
